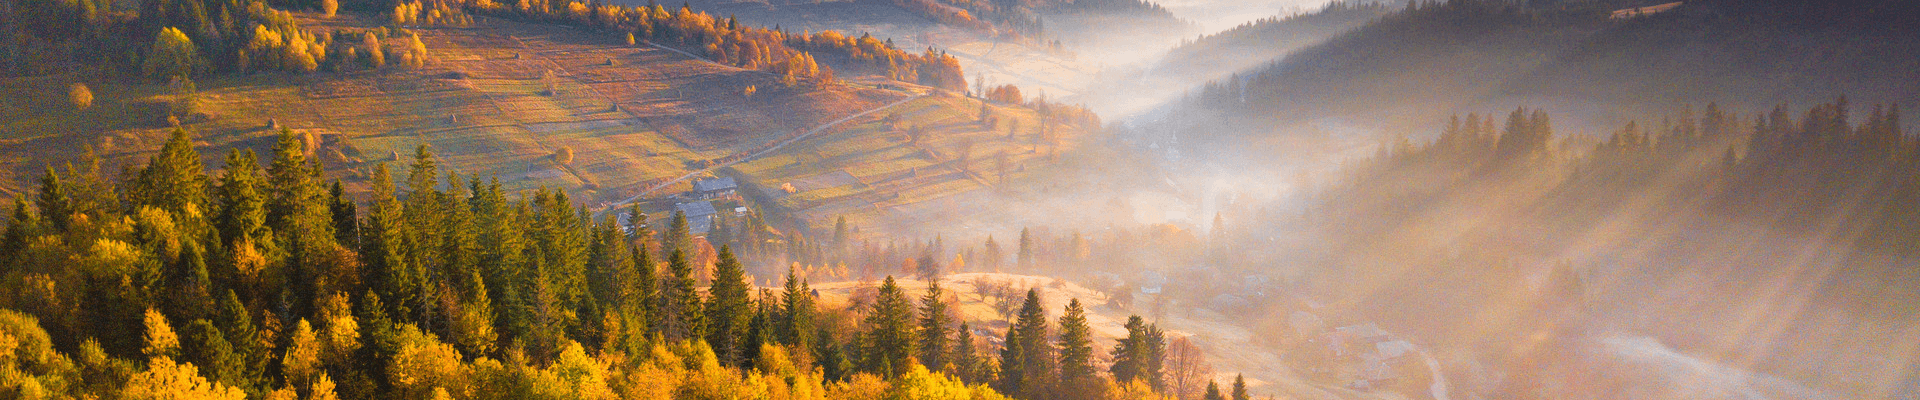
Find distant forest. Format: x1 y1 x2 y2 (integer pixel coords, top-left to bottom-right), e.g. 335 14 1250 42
1234 99 1920 397
1175 0 1920 144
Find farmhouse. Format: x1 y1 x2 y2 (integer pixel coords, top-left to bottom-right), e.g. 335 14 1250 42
690 177 740 200
676 201 719 235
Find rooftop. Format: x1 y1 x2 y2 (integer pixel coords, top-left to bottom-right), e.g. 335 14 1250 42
693 177 738 193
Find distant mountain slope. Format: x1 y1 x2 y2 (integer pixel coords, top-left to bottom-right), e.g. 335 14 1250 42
1169 0 1920 148
1155 1 1392 81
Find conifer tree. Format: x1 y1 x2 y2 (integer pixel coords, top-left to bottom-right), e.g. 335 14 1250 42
916 281 951 371
215 150 266 247
1057 298 1093 383
133 128 210 215
659 248 704 341
1110 315 1153 384
1231 374 1249 400
329 181 358 247
182 319 245 391
1145 323 1166 391
952 321 978 382
706 246 754 366
1203 381 1225 400
0 196 33 269
661 210 690 256
861 276 917 376
36 168 71 233
1017 228 1033 270
630 238 658 336
778 265 813 348
998 289 1055 398
361 164 416 322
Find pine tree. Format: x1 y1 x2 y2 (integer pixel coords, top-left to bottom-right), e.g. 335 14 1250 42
1057 298 1093 383
361 164 416 322
162 243 214 324
659 248 704 341
1110 315 1151 384
630 239 658 336
916 281 951 372
215 150 266 247
1 196 35 269
181 319 245 391
36 168 71 232
661 210 690 256
1145 323 1166 391
998 289 1055 398
831 216 848 261
952 321 978 382
1202 381 1225 400
778 265 813 348
1231 374 1249 400
861 276 916 376
132 128 210 215
1016 228 1033 270
329 181 358 247
705 246 754 366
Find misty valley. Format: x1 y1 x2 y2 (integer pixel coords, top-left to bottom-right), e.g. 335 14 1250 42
1 0 1917 399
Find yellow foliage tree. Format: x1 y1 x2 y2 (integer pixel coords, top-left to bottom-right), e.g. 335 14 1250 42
122 358 247 400
68 83 93 110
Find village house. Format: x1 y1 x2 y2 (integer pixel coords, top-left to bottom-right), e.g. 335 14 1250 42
690 177 739 200
676 200 718 234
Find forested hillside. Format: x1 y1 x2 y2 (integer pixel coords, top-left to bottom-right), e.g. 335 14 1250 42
1155 1 1389 82
1213 99 1920 398
0 128 1225 400
1169 0 1920 151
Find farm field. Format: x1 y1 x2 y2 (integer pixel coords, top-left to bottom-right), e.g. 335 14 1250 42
0 12 917 204
725 93 1096 236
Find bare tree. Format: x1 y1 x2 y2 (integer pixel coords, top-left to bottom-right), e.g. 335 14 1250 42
1165 336 1212 400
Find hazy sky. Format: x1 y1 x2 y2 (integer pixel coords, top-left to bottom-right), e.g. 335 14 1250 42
1156 0 1345 33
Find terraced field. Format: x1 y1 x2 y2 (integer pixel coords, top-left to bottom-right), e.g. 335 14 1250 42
726 93 1096 234
0 13 915 203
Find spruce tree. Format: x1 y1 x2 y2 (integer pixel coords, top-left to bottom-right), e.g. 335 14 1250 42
999 289 1055 398
132 128 210 214
36 167 71 232
1017 228 1033 270
1203 381 1225 400
1 195 37 268
361 164 416 322
1231 374 1249 400
182 319 245 392
705 246 754 366
630 239 658 336
952 322 978 382
215 150 266 247
916 281 952 371
659 248 704 341
778 265 813 348
1110 315 1149 384
329 181 358 247
861 276 916 376
1057 298 1093 383
1145 323 1166 391
661 210 690 256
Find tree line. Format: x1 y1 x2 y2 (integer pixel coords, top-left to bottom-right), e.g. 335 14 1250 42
0 127 1260 399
